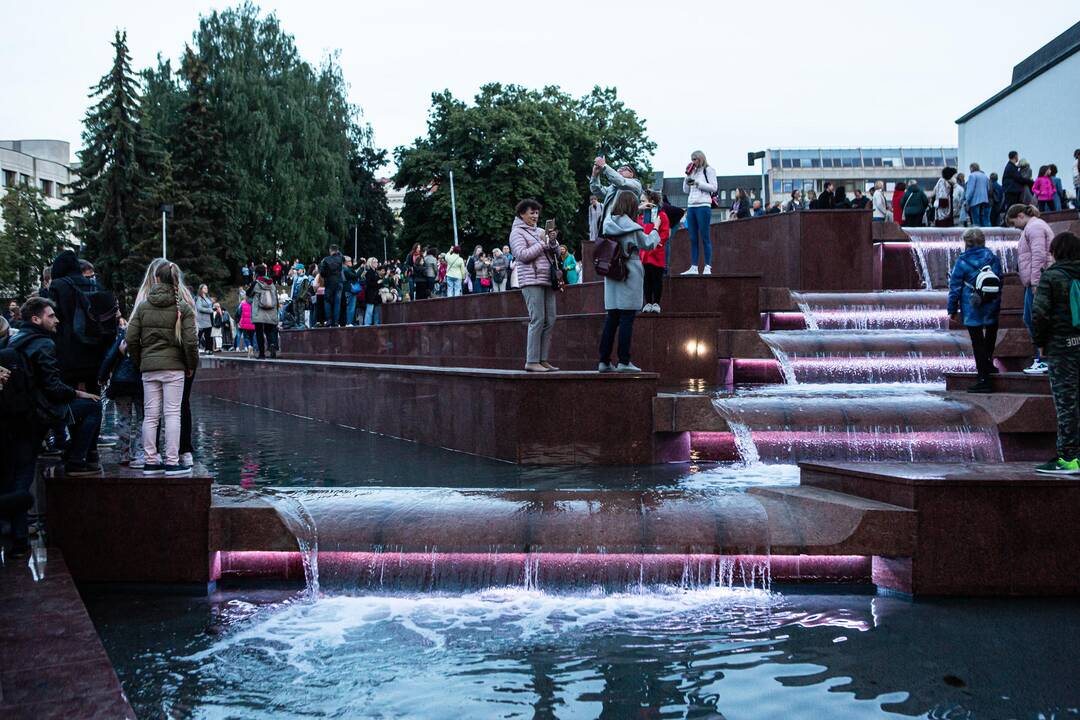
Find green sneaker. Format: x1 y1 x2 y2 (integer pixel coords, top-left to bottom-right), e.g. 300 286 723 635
1034 458 1080 475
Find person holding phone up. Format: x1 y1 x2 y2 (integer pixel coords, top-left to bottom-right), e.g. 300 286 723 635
509 198 561 372
681 150 717 275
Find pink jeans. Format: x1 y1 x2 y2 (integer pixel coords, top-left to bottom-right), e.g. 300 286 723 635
142 370 186 466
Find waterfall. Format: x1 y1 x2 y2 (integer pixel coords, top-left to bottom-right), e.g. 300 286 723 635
905 227 1020 290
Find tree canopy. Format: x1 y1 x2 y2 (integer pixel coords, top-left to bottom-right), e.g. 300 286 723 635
393 84 655 256
0 186 71 301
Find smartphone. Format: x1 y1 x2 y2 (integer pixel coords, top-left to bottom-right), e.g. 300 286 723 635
643 209 652 224
545 219 556 233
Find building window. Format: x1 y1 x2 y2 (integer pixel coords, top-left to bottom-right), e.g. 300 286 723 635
2 170 15 188
40 179 54 197
773 179 783 193
19 173 31 186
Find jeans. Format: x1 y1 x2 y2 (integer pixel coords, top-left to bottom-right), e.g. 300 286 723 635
6 424 45 540
447 277 462 297
198 327 213 351
494 279 507 292
112 397 144 464
142 370 185 466
1048 351 1080 459
65 397 103 464
325 283 343 326
346 294 358 325
1023 287 1041 361
598 309 636 366
966 324 999 379
643 264 664 305
969 203 991 227
1039 200 1055 213
685 206 712 268
255 323 278 357
521 285 557 363
364 303 382 326
235 327 247 351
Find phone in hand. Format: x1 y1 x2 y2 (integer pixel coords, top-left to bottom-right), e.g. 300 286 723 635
545 219 556 233
643 209 652 224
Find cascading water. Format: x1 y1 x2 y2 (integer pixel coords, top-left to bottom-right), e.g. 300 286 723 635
905 227 1020 290
791 291 950 331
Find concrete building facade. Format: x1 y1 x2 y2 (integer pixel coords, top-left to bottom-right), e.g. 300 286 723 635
0 139 77 240
956 21 1080 203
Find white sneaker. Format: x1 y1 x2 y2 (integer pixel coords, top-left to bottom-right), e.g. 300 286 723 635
680 267 699 276
616 362 642 373
702 264 712 275
598 362 614 373
653 304 661 314
181 452 194 467
1022 360 1049 375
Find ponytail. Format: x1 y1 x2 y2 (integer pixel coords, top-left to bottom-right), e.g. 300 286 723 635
1006 203 1041 222
170 264 183 344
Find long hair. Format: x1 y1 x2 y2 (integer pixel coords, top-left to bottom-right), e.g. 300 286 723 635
1006 204 1040 222
154 262 185 343
132 258 195 317
611 191 639 218
691 150 708 168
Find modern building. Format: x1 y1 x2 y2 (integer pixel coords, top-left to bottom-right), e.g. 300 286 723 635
0 139 77 240
380 177 407 217
956 21 1080 198
766 146 957 205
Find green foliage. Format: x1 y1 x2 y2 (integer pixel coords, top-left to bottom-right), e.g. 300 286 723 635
393 84 655 256
0 186 71 301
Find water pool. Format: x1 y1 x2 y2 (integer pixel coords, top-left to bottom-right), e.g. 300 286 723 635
83 587 1080 719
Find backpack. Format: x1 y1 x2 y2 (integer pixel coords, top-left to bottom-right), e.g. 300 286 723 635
257 284 276 310
0 338 35 421
296 277 313 302
60 278 119 353
1068 278 1080 329
593 236 629 281
964 263 1002 305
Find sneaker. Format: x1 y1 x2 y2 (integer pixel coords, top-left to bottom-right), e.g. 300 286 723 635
1034 458 1080 475
702 264 712 275
164 464 193 477
181 452 194 467
142 463 166 476
1023 360 1049 375
616 362 642 373
129 458 145 469
967 378 993 394
64 461 102 477
598 362 614 373
680 267 699 276
271 349 278 359
653 304 661 314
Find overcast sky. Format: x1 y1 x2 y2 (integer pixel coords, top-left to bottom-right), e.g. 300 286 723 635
3 1 1077 176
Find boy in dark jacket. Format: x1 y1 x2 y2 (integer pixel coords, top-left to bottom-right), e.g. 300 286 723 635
1031 231 1080 474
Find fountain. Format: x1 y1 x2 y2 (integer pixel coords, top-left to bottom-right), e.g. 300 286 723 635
904 227 1020 290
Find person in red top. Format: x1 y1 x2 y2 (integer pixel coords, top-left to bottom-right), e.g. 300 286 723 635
638 190 670 313
891 181 907 224
272 260 283 283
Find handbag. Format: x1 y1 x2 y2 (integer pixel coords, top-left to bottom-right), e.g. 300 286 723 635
593 236 628 281
547 249 566 291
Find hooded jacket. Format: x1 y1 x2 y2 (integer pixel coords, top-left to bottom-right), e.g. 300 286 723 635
1032 260 1080 354
7 323 77 418
1018 217 1054 288
46 250 104 379
126 283 198 373
947 246 1002 327
249 277 280 324
602 214 658 311
508 217 554 288
900 185 929 218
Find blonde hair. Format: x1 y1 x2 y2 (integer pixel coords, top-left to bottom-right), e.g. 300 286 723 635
133 258 195 315
691 150 708 167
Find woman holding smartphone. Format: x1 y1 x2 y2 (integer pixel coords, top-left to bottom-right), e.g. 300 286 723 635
509 199 560 372
681 150 716 275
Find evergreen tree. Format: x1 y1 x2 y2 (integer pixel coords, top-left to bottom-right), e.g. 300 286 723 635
67 30 162 303
0 186 71 300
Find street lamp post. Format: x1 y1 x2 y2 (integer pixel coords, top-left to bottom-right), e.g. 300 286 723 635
747 152 767 207
443 162 459 247
160 204 174 258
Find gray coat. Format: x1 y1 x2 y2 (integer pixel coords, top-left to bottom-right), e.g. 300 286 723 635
589 165 643 238
249 278 280 325
602 214 658 311
195 294 214 330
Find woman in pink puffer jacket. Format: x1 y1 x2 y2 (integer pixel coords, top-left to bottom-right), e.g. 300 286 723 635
508 198 560 372
1010 203 1054 373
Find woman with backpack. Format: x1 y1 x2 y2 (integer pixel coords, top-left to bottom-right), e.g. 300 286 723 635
947 228 1002 394
195 284 214 353
508 198 560 372
250 265 280 359
598 191 659 372
1009 203 1055 375
681 150 717 276
491 248 509 292
125 261 198 476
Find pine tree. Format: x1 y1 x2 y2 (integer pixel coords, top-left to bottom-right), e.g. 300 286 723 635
168 45 236 289
67 30 162 303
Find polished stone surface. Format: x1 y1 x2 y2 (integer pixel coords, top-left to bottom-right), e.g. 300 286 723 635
801 462 1080 595
197 358 658 464
45 464 213 587
0 550 135 719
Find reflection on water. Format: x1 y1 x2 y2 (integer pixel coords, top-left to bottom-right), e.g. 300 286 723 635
84 588 1080 720
180 395 795 492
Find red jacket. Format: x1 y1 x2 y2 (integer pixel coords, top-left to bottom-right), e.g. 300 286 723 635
891 189 905 223
638 210 670 268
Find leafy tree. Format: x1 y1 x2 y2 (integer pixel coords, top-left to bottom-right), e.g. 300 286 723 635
67 30 164 304
0 186 71 300
393 84 655 256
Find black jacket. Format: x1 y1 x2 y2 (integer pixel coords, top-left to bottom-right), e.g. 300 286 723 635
364 268 382 305
47 250 103 380
1002 161 1032 196
817 190 835 209
1032 260 1080 354
319 253 344 286
8 324 77 416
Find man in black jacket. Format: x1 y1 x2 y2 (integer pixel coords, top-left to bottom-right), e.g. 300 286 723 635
1002 150 1033 212
318 244 345 327
817 182 835 210
46 251 117 388
3 298 102 556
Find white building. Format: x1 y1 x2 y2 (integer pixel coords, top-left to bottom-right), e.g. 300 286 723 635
0 139 78 242
957 22 1080 197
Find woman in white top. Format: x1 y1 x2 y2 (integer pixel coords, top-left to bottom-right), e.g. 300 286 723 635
871 181 890 222
681 150 717 275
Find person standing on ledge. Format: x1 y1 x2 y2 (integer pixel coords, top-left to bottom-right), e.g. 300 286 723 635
1001 150 1032 214
509 198 559 372
598 191 659 373
816 182 835 210
318 244 345 327
249 264 280 359
947 228 1001 395
785 189 804 213
589 156 643 238
900 180 929 227
639 190 670 313
680 150 717 276
871 182 890 222
965 164 991 228
1009 203 1054 375
1031 231 1080 474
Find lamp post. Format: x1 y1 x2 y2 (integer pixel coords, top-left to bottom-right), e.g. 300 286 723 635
747 151 767 207
443 162 459 247
160 204 174 258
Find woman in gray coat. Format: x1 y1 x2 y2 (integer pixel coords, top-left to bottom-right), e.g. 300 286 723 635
598 191 659 372
195 284 214 353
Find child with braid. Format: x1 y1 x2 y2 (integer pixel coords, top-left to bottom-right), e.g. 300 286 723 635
125 261 199 475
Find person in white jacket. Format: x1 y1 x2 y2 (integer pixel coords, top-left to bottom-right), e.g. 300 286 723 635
871 181 890 222
681 150 717 275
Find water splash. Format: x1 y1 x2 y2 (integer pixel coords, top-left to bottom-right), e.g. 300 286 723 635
905 228 1020 290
